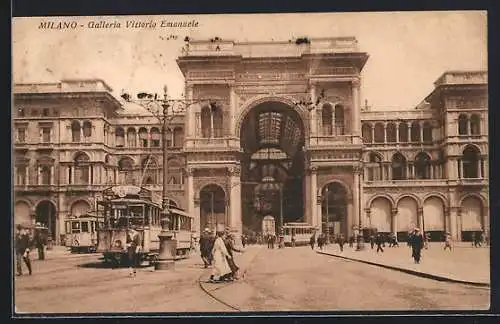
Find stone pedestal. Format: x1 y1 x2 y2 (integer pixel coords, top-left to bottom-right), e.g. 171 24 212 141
155 231 176 270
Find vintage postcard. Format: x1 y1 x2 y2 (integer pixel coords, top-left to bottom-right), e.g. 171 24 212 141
12 11 489 314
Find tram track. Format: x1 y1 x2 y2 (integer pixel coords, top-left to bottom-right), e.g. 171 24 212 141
197 246 263 312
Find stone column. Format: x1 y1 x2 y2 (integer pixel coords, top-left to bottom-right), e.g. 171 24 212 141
229 166 242 245
387 164 393 180
193 196 201 236
371 125 375 144
316 195 323 233
353 166 361 234
392 208 398 236
347 201 354 237
186 167 196 233
444 207 450 234
50 165 55 185
396 122 400 143
229 86 236 138
186 85 195 137
407 123 412 142
419 121 424 143
352 78 361 144
71 166 75 184
310 84 317 136
417 207 424 232
383 123 387 143
310 166 318 227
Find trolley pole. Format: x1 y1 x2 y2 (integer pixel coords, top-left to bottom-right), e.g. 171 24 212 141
156 86 176 271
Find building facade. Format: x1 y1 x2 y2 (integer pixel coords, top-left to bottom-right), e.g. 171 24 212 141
13 37 488 244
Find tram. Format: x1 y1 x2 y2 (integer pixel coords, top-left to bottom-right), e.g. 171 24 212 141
282 222 317 246
64 212 104 253
96 185 194 265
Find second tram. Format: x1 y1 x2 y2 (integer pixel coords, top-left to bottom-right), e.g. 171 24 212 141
64 212 104 253
96 185 194 265
282 222 318 246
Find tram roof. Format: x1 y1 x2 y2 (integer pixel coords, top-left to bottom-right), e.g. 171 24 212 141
168 208 194 218
99 198 160 206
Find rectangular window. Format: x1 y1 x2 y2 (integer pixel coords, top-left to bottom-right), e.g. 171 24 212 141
81 222 89 233
42 128 51 143
17 128 26 143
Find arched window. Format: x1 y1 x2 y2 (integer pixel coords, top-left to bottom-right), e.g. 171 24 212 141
127 128 137 147
398 122 408 142
213 106 223 138
71 121 81 142
391 152 407 180
458 114 468 135
40 166 51 185
138 128 148 148
115 127 125 147
150 127 161 147
367 152 383 181
74 153 90 184
374 123 384 143
462 146 480 178
415 152 431 179
16 165 27 185
411 121 420 142
334 104 344 135
321 104 333 136
386 123 397 143
118 157 135 185
173 127 183 147
83 121 92 138
141 156 158 184
423 122 433 143
201 106 211 138
362 123 372 143
167 159 183 185
470 114 481 136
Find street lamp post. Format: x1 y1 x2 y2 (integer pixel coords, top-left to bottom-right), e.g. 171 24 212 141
121 85 220 270
356 167 365 251
325 187 329 242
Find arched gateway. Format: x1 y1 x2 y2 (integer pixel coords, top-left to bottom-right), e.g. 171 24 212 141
239 100 306 234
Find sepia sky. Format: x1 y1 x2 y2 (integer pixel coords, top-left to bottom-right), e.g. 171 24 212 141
12 11 487 110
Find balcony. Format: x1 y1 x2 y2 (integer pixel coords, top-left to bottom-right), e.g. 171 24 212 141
184 137 239 151
15 184 59 193
364 179 450 188
310 135 354 147
142 184 185 192
456 178 488 187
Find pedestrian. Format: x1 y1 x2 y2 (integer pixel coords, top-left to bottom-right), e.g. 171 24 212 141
474 232 482 248
291 234 296 248
338 234 345 252
242 235 247 248
15 224 32 276
310 235 316 250
444 232 452 251
424 232 431 249
223 229 243 280
369 234 375 249
375 233 384 253
348 235 354 248
318 235 324 251
199 228 212 268
33 224 46 260
471 232 476 247
126 227 141 277
209 231 232 283
410 228 424 263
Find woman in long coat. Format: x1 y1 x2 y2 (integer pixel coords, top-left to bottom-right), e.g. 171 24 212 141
210 231 232 282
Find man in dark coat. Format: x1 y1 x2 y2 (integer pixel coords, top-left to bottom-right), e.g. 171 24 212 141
338 234 345 252
222 229 242 280
410 228 424 263
310 235 316 250
375 233 384 253
15 224 32 276
126 227 141 277
33 225 46 260
199 228 213 268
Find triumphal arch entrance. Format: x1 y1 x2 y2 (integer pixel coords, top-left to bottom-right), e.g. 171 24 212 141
177 37 368 243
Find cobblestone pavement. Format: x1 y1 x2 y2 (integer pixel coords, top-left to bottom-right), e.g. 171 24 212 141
14 245 490 314
317 242 490 285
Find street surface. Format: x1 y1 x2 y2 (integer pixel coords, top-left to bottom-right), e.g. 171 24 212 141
14 245 489 313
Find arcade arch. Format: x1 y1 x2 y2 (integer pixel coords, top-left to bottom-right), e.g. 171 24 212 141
460 195 484 241
369 197 392 233
199 184 226 232
35 200 57 240
70 200 91 217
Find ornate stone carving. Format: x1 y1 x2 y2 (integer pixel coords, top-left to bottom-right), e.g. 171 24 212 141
316 195 323 205
228 166 241 177
185 167 195 177
193 197 200 206
391 208 398 216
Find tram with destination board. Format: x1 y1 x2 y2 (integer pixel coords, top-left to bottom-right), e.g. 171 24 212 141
282 222 318 246
64 212 104 253
96 185 194 265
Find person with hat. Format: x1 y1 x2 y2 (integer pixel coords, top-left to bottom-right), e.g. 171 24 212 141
15 224 32 276
209 230 232 283
33 223 47 260
410 228 424 264
199 228 213 268
126 227 141 277
443 232 452 251
223 227 243 280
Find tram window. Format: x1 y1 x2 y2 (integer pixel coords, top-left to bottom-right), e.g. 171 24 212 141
65 222 71 234
180 216 190 231
71 221 81 233
81 222 89 233
117 217 128 227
